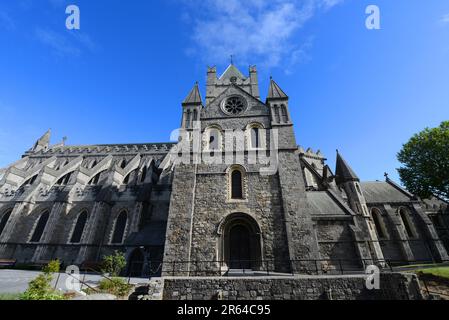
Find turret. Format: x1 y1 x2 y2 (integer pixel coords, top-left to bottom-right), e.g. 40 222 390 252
249 65 260 100
335 151 367 214
181 82 202 130
206 66 217 105
266 78 295 148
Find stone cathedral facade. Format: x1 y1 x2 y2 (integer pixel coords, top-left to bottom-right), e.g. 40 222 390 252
0 64 448 278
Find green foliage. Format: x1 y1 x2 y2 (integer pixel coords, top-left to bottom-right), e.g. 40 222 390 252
397 121 449 201
101 250 126 277
97 277 132 298
20 260 65 300
43 259 60 273
416 267 449 280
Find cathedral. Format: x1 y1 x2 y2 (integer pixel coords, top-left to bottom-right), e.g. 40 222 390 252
0 64 448 279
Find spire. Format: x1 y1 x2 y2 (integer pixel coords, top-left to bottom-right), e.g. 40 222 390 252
267 77 288 100
31 129 51 152
335 151 359 184
182 82 202 105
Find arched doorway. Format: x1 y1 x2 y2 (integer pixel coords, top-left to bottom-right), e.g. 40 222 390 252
220 213 262 270
127 249 144 277
229 224 251 268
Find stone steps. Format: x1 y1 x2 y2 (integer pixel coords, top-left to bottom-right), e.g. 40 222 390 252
128 278 164 300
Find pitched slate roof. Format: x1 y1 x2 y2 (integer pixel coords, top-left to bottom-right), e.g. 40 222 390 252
182 82 202 105
307 191 349 215
267 78 288 100
335 152 359 183
360 181 412 203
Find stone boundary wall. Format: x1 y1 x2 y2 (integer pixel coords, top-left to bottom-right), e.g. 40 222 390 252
161 273 423 300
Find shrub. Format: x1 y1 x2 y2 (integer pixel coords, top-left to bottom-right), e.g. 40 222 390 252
101 251 126 277
97 277 132 298
20 260 65 300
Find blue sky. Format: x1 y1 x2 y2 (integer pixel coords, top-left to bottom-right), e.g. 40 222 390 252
0 0 448 183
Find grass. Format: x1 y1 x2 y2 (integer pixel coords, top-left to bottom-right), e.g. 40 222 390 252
415 267 449 280
0 293 22 300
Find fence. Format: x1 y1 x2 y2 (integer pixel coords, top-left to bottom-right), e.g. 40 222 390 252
125 258 442 278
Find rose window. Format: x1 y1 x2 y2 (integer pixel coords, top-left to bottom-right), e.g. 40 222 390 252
223 96 246 115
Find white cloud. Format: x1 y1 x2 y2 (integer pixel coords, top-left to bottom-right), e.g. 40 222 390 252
35 28 98 57
181 0 343 70
441 13 449 24
0 11 15 31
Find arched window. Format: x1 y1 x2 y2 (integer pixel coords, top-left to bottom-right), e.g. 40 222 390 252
111 211 127 244
247 124 264 150
231 170 243 199
208 128 221 151
399 208 415 238
193 109 198 122
120 159 127 169
281 105 289 123
30 210 50 243
0 209 12 237
371 208 387 239
273 105 280 123
185 110 191 128
90 160 97 169
70 210 88 243
251 127 260 149
140 166 147 183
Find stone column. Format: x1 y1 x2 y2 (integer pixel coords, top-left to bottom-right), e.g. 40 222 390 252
276 151 320 273
162 164 197 276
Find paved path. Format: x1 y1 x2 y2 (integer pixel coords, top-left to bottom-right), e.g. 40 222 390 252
0 269 149 294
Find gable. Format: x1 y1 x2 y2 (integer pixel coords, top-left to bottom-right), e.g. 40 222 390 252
202 84 269 120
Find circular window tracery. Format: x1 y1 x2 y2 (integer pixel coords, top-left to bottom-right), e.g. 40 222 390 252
222 96 246 115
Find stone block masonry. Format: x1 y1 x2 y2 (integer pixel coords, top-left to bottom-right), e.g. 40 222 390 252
160 273 423 300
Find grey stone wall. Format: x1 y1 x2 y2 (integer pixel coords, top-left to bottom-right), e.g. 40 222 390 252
316 220 360 270
162 273 423 300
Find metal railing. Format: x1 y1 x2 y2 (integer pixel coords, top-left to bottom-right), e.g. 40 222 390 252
124 258 444 278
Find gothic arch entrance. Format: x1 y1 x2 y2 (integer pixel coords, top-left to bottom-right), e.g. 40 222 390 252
220 213 262 270
127 248 144 277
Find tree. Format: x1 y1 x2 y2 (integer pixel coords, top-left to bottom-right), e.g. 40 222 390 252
397 121 449 201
